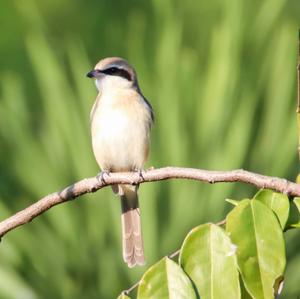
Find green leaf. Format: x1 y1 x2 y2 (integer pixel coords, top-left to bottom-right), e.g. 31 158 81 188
179 223 240 299
137 257 197 299
294 197 300 212
226 199 239 206
287 197 300 228
254 189 289 229
117 293 131 299
226 199 286 299
239 276 252 299
290 222 300 228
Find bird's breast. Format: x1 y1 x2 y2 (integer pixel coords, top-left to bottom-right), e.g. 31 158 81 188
91 91 151 171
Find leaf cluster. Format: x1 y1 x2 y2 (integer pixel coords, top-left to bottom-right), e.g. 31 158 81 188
121 190 300 299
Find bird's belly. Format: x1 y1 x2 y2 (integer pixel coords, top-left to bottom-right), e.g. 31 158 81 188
91 109 149 172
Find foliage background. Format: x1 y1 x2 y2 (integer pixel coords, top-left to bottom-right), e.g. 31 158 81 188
0 0 299 298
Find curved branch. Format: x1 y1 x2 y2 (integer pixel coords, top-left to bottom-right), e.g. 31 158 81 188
0 167 299 238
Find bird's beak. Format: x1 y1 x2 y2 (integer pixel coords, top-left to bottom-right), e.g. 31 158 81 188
86 69 101 78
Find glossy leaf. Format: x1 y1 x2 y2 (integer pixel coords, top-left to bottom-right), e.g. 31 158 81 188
137 257 197 299
254 189 289 229
226 199 286 299
226 198 239 206
294 197 300 213
239 276 252 299
179 223 240 299
288 197 300 228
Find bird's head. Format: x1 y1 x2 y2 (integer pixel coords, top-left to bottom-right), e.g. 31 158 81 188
87 57 138 91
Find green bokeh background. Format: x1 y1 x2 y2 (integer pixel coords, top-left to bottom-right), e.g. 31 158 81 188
0 0 299 298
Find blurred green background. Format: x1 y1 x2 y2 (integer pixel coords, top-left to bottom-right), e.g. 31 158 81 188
0 0 300 298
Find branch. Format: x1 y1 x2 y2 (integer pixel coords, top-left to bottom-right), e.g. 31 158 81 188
0 167 299 238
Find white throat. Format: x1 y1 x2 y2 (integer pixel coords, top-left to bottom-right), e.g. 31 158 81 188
95 75 133 93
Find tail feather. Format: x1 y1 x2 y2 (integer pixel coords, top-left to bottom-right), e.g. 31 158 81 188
120 185 145 268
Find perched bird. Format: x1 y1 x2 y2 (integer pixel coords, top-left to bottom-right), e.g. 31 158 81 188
87 57 154 267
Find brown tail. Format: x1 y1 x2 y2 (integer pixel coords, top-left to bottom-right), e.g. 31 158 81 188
120 185 145 268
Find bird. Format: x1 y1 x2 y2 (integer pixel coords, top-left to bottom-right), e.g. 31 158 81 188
87 57 154 267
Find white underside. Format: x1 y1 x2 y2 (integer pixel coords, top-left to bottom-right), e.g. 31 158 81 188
91 87 151 172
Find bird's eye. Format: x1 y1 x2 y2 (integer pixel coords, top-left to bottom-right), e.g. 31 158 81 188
108 67 118 73
102 66 132 81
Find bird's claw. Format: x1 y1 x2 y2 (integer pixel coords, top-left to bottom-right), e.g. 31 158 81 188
134 168 145 183
96 170 110 184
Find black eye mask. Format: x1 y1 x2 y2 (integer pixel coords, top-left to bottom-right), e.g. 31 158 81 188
101 67 132 81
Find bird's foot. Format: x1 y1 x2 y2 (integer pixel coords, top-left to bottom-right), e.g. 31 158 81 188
96 170 110 184
134 168 146 183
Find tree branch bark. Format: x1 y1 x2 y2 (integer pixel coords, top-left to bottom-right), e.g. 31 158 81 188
0 167 299 238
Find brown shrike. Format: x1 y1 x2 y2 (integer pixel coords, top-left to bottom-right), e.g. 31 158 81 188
87 57 154 267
